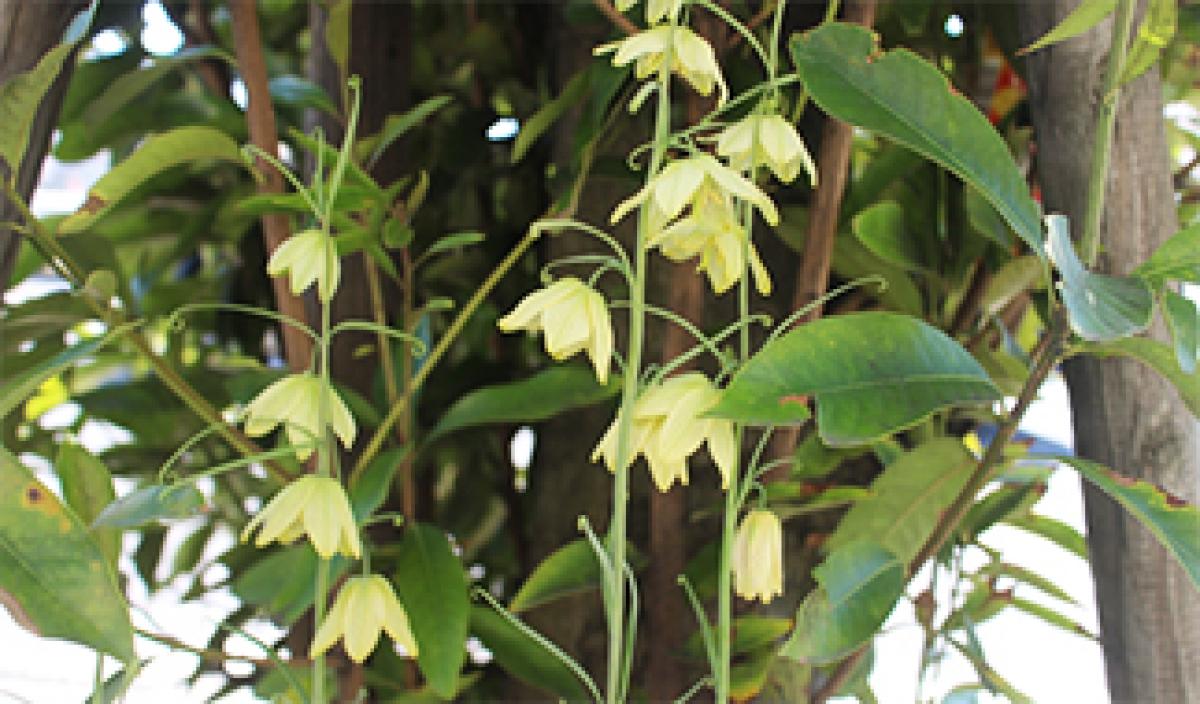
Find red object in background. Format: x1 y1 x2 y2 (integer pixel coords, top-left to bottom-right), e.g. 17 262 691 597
988 62 1026 125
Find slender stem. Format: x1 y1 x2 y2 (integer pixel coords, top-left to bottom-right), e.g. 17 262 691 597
350 224 544 483
1080 0 1136 266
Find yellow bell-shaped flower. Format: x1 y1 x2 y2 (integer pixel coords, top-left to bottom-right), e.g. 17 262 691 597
241 475 361 559
498 277 613 384
311 574 419 663
732 509 784 603
242 373 356 461
717 114 817 186
595 25 726 102
592 372 735 492
610 154 779 230
267 228 341 302
649 182 772 296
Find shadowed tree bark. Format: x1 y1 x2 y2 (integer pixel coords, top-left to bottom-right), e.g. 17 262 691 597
1020 2 1200 701
0 0 88 292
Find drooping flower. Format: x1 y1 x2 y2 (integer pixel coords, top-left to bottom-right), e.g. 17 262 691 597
241 475 361 559
731 509 784 603
243 373 356 461
592 372 735 492
649 182 773 295
498 277 613 384
267 228 341 302
717 113 817 186
610 154 779 230
311 574 419 663
595 25 726 102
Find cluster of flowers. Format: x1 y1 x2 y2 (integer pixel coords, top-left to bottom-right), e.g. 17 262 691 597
237 228 419 664
499 1 811 605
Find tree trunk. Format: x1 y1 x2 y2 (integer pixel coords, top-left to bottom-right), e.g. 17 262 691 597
0 1 86 291
1020 3 1200 702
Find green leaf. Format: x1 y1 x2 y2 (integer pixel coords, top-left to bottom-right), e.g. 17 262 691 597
511 68 590 164
510 539 602 613
711 313 999 445
92 483 205 528
980 561 1078 606
1119 0 1177 86
270 75 336 114
1163 291 1198 374
349 447 405 523
790 23 1043 256
0 447 133 662
421 231 486 261
1075 337 1200 416
0 1 95 176
75 47 232 129
60 126 245 234
361 95 453 167
1045 214 1153 341
233 545 348 626
852 200 920 270
964 186 1015 250
394 523 469 698
428 365 618 441
0 334 110 421
1018 0 1116 55
468 606 589 701
1057 457 1200 589
1005 513 1088 560
1133 223 1200 286
981 256 1044 317
54 444 119 568
824 439 977 562
1009 596 1096 640
324 0 351 81
956 482 1043 543
781 541 904 664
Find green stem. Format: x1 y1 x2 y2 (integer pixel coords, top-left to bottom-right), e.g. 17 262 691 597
349 223 544 483
1080 0 1137 266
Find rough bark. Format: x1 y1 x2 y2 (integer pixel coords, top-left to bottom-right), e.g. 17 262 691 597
0 1 86 292
1020 2 1200 702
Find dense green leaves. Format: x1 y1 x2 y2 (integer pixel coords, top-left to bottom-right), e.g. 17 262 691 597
791 23 1043 255
1133 223 1200 287
1045 214 1153 341
0 448 133 662
394 524 470 698
824 438 977 561
1058 457 1200 588
781 541 904 664
60 126 245 234
0 334 110 421
1120 0 1178 86
711 313 999 445
428 365 618 441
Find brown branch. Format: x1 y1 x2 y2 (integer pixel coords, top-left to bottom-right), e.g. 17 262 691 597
230 0 314 374
592 0 638 37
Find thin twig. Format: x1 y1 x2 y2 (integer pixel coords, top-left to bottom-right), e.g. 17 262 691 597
592 0 638 36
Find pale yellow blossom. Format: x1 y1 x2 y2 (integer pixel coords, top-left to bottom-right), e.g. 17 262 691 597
498 278 613 384
311 574 418 662
241 475 361 559
595 25 726 102
243 373 356 461
717 114 817 186
268 228 340 302
732 509 783 603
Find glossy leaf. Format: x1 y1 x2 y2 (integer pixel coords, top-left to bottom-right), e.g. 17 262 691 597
1075 337 1200 416
468 606 589 701
1058 457 1200 589
1005 513 1089 560
1045 214 1153 341
60 126 245 234
55 444 119 568
825 439 977 561
1163 291 1198 374
92 483 205 528
791 23 1043 255
394 523 470 698
711 313 999 445
852 200 920 269
781 541 904 664
269 75 336 114
428 365 618 441
1133 223 1200 286
0 448 134 662
1019 0 1116 55
509 539 602 613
